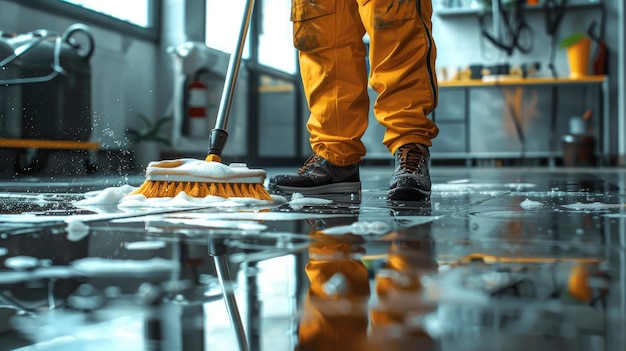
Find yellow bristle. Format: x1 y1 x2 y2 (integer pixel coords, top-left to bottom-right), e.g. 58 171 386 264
188 182 201 197
146 181 161 198
184 182 194 195
215 183 224 197
245 184 255 198
228 183 239 197
228 183 238 197
152 181 161 196
129 181 148 196
218 183 233 197
156 182 166 197
252 183 272 201
173 181 183 195
239 183 251 197
132 178 272 200
206 183 216 197
232 183 244 197
197 182 209 197
161 182 172 197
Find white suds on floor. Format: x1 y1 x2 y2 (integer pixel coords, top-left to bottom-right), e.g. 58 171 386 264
5 255 39 270
76 185 136 205
119 192 227 208
322 221 391 235
289 192 333 209
159 217 267 231
124 241 167 251
562 202 625 211
74 185 345 212
74 185 285 209
520 198 544 210
71 257 177 276
66 219 90 242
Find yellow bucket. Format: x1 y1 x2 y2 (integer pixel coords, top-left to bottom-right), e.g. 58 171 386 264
566 36 591 78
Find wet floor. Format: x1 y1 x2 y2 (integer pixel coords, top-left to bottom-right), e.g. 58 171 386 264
0 166 624 351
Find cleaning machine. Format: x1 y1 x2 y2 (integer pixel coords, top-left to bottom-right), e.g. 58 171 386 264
0 24 98 174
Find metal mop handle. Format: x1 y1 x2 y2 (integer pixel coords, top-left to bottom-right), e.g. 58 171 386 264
208 0 256 159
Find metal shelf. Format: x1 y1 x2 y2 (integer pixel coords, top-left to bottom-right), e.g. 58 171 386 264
431 76 610 167
435 0 602 18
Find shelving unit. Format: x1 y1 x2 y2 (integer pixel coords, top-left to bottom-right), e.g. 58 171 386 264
430 76 609 166
435 0 602 18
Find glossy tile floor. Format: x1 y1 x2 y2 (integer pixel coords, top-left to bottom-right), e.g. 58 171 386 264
0 166 625 351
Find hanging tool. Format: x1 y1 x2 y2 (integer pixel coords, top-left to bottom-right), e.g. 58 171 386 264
587 3 607 76
543 0 568 78
131 0 272 201
479 0 534 57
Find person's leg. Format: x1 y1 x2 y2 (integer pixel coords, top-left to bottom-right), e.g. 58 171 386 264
295 0 369 166
359 0 438 150
358 0 439 200
269 0 369 195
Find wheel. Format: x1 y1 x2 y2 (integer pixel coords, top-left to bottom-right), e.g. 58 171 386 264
62 23 95 61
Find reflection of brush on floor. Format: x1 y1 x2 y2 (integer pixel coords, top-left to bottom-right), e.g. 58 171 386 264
130 0 271 202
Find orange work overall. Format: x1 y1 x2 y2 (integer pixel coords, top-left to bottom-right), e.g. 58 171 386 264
291 0 439 167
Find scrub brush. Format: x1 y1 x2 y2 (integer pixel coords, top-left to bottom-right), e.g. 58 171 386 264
130 158 271 200
130 0 271 201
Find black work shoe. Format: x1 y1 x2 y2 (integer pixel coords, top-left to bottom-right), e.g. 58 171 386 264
269 155 361 195
387 143 431 201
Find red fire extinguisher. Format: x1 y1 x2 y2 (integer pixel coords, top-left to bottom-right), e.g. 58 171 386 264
187 79 209 137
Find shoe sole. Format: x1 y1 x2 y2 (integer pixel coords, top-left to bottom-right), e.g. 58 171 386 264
387 186 431 201
272 182 361 195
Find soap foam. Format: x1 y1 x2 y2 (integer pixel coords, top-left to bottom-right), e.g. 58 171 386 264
520 198 545 210
75 186 136 206
562 202 624 211
66 219 90 242
146 159 266 181
71 257 177 276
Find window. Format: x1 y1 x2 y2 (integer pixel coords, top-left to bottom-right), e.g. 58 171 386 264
60 0 153 28
5 0 160 41
205 0 305 164
258 0 296 74
205 0 251 58
205 0 296 74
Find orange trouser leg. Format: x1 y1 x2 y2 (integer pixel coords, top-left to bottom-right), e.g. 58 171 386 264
358 0 439 152
297 230 370 351
292 0 369 166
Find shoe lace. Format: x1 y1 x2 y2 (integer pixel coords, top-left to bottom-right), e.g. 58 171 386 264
297 154 323 174
397 144 426 173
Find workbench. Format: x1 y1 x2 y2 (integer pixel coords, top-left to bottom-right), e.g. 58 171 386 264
0 138 99 174
430 76 609 166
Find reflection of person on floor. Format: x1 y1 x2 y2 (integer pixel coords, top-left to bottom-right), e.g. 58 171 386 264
296 215 437 351
297 229 370 351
